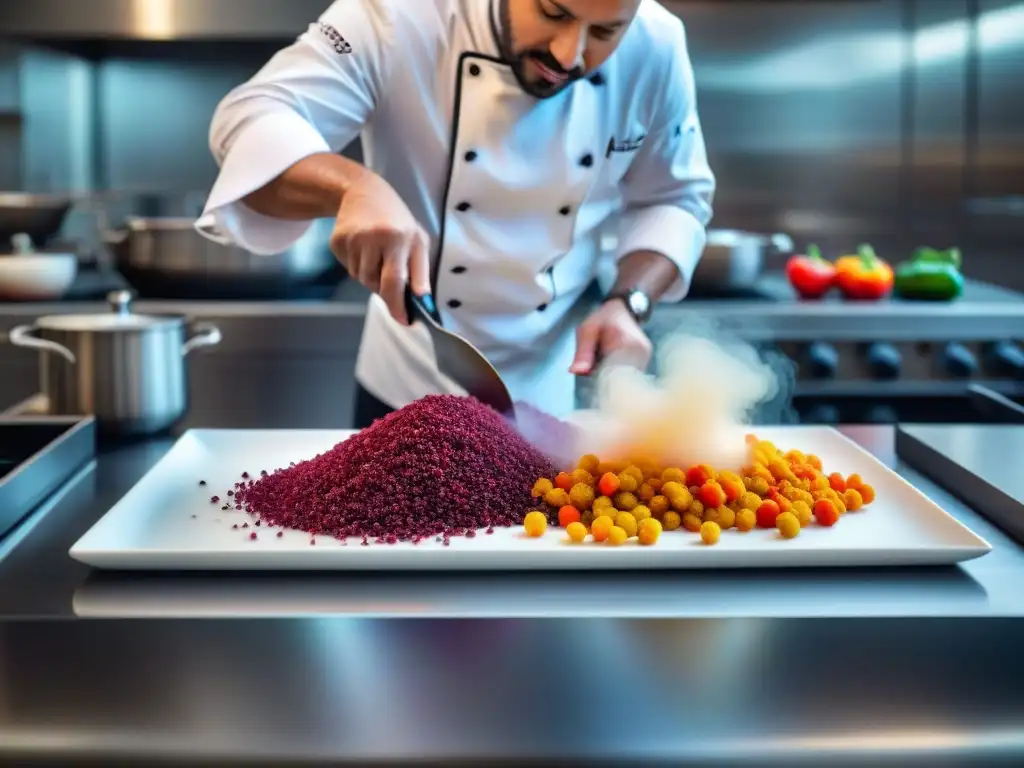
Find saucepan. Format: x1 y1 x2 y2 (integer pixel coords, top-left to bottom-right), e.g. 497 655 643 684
4 290 221 436
597 228 793 294
691 229 794 292
102 216 345 299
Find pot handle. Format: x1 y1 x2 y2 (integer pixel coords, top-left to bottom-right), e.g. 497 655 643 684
768 233 795 254
182 322 222 356
7 325 77 364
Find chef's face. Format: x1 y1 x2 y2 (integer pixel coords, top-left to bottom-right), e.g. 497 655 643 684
505 0 639 98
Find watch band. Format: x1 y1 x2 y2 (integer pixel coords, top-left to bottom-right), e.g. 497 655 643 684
605 288 653 325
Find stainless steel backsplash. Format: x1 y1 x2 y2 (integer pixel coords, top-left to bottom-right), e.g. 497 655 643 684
1 0 1021 279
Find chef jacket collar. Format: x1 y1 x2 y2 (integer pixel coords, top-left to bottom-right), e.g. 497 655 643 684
466 0 510 63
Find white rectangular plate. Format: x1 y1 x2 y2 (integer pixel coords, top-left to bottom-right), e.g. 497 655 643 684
70 427 992 570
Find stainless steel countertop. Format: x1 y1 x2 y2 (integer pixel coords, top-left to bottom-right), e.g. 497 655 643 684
4 275 1024 352
1 425 1024 764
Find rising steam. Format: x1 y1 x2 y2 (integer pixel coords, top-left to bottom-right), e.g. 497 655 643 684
570 319 796 470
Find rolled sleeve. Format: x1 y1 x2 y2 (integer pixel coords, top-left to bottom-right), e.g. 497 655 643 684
616 20 716 302
616 204 708 302
199 111 332 254
196 0 396 255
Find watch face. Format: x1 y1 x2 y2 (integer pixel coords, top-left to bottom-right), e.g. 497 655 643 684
627 291 652 323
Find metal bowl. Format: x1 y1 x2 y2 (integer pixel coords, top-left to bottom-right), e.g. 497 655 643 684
0 193 73 245
105 217 345 299
0 253 78 301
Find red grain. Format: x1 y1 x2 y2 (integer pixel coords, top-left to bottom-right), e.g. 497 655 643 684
249 532 257 540
210 496 219 504
234 395 557 543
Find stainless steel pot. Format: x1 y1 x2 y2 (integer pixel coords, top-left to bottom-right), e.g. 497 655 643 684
596 227 794 295
692 230 794 291
104 216 344 299
5 290 221 436
0 193 72 245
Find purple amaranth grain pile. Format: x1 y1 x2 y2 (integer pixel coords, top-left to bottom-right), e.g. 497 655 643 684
235 395 558 544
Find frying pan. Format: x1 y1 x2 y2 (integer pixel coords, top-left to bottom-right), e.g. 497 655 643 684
0 193 72 245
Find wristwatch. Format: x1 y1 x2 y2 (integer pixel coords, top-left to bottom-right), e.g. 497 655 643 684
605 288 653 325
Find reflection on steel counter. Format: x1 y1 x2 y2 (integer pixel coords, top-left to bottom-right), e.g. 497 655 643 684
0 416 95 542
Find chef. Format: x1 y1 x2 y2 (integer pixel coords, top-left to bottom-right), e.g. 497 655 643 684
196 0 715 426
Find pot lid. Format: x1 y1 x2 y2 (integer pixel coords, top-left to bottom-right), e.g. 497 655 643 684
34 290 183 331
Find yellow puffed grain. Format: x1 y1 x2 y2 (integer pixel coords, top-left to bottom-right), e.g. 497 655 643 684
700 521 721 545
682 513 702 532
524 511 547 537
776 511 800 539
637 518 662 546
631 505 652 524
606 526 628 546
615 512 638 538
790 500 813 527
565 521 587 543
649 495 670 518
614 492 639 511
662 511 682 531
717 506 736 530
735 508 756 532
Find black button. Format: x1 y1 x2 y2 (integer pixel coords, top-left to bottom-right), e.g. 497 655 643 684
589 73 605 86
456 202 471 212
537 304 548 312
469 64 481 76
451 266 467 274
448 299 462 309
559 205 571 216
464 150 477 162
580 153 594 167
674 125 682 137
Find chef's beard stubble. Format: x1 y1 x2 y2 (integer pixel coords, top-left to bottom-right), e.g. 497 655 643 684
499 0 585 98
570 320 798 471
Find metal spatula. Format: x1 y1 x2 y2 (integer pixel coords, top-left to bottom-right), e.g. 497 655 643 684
405 286 516 419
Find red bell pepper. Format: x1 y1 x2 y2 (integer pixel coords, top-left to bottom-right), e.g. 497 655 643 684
785 244 836 299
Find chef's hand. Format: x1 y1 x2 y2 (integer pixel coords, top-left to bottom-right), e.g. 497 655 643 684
570 299 653 376
329 172 431 324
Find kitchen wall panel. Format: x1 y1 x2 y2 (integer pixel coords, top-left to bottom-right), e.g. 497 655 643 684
0 43 21 188
18 47 96 193
674 0 907 247
98 54 271 195
906 0 969 244
974 0 1024 208
2 0 1021 268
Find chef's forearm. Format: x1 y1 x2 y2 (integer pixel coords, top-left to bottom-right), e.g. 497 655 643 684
242 152 372 220
610 250 682 303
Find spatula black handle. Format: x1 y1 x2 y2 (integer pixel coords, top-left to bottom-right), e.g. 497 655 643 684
405 284 440 325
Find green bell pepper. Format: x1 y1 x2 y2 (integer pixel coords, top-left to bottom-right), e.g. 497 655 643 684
893 247 964 301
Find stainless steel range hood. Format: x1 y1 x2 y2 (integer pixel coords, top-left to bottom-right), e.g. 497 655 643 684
0 0 334 40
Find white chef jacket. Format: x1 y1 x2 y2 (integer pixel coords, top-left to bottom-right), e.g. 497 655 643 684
196 0 715 419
